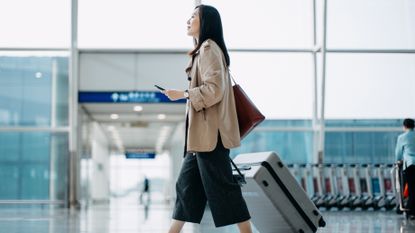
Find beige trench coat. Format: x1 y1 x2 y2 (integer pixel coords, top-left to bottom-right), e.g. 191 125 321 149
185 39 241 152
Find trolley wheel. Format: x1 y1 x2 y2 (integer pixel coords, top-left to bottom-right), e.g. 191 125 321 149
385 205 395 211
396 208 403 215
319 218 326 227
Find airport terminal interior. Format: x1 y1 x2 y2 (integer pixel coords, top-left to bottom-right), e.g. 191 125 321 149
1 0 415 232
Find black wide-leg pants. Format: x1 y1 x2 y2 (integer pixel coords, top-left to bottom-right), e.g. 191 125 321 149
172 137 251 227
404 165 415 215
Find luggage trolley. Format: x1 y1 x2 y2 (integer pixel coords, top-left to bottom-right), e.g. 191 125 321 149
382 164 396 210
288 164 302 186
343 164 360 210
334 164 349 210
349 164 364 209
311 164 325 208
369 164 384 210
359 164 373 210
299 164 311 195
321 164 337 210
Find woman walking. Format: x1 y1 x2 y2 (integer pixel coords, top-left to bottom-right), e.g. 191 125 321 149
163 4 253 233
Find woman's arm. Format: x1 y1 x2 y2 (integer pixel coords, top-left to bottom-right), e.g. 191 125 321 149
187 41 226 112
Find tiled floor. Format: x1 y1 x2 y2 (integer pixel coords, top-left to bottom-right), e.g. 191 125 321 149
0 203 414 233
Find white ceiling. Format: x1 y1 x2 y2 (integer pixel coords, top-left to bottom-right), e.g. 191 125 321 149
82 103 186 153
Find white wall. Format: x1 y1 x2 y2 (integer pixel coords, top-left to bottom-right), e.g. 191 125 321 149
90 122 111 202
79 53 189 91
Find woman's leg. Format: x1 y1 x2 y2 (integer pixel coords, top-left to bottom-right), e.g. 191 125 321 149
168 220 185 233
196 135 251 228
171 154 207 230
237 220 253 233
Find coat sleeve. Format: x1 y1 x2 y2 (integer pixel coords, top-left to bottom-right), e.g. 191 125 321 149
187 41 225 112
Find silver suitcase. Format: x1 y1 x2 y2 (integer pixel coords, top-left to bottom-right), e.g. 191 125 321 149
233 151 326 233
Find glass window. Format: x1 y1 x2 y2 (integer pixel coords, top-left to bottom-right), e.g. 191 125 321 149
325 119 402 128
231 129 314 164
0 53 69 126
78 0 194 48
325 54 415 119
0 132 68 200
0 0 70 48
325 131 399 164
327 0 415 49
202 0 314 48
230 52 314 119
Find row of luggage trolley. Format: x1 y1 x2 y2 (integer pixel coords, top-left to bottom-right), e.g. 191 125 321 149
232 152 409 233
286 163 403 211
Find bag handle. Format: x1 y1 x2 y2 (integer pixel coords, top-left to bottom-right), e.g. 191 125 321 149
228 69 237 85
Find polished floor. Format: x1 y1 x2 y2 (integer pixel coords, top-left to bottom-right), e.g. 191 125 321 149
0 201 414 233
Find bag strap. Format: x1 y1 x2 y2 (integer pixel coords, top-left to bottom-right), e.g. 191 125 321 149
228 69 237 85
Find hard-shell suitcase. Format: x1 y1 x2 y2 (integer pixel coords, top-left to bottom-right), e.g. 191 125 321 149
233 151 326 233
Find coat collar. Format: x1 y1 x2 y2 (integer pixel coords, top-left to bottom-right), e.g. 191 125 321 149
185 51 200 76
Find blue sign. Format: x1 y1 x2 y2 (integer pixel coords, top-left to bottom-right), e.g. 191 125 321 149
125 152 156 159
79 91 186 103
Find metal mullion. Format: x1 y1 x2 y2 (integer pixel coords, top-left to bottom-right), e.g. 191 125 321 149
0 48 69 51
229 48 315 53
325 127 401 132
312 0 319 164
254 127 314 132
0 127 70 132
69 0 79 208
0 200 65 205
3 48 413 54
78 48 316 54
327 49 415 54
79 49 189 54
318 0 328 163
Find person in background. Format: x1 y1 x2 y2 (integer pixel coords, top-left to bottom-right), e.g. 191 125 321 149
139 176 150 204
396 118 415 219
162 4 252 233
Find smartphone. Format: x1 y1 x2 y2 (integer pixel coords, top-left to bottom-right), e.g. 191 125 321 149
154 85 165 91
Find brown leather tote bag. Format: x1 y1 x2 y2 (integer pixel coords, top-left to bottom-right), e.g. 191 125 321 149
230 73 265 139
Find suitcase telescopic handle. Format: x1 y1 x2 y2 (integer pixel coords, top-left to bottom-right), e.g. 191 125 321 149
230 159 246 183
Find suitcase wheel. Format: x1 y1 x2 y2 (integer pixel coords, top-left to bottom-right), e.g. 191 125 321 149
319 218 326 227
298 229 304 233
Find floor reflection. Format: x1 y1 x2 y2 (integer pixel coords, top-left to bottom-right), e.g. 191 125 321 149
0 204 414 233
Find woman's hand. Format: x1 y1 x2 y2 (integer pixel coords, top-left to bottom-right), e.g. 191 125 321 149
163 89 185 101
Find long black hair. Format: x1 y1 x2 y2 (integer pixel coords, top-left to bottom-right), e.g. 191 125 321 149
189 5 230 67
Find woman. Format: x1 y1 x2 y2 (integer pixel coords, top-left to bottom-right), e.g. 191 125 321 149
163 5 253 233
